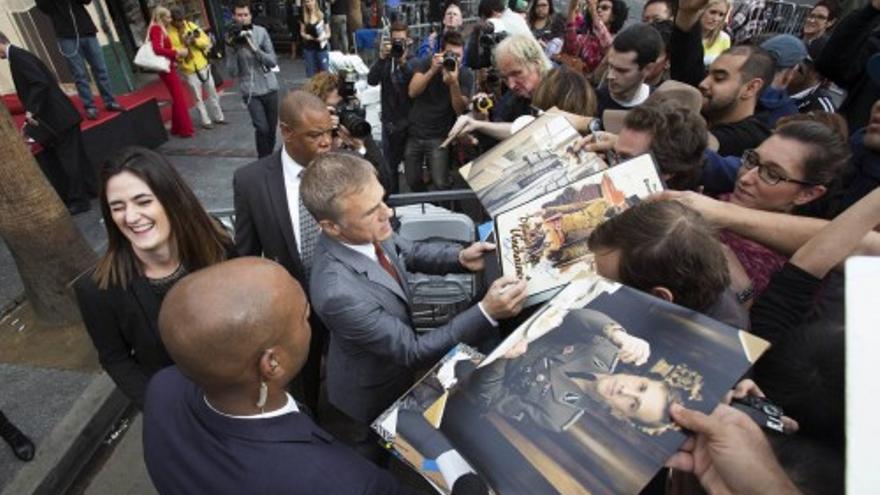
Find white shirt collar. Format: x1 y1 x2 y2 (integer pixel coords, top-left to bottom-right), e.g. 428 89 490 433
611 83 651 108
340 240 378 262
203 392 300 419
281 145 304 178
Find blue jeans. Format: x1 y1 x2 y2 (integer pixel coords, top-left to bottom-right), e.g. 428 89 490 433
58 36 116 110
245 90 279 158
303 48 329 77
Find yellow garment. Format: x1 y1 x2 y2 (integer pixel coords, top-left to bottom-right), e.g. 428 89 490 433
168 21 212 74
702 31 731 67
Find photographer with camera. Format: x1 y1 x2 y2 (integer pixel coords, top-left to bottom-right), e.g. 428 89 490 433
464 0 533 70
367 21 415 193
405 30 474 191
225 0 279 158
168 8 225 130
302 72 395 194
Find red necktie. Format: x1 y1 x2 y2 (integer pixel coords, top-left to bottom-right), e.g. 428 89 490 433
374 242 403 287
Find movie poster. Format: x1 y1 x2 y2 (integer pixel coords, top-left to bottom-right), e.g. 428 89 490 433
494 154 663 304
373 274 769 495
463 114 607 215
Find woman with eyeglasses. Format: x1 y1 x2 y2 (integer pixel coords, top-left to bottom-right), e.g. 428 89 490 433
560 0 627 74
74 147 233 408
528 0 566 57
699 119 851 302
802 0 840 44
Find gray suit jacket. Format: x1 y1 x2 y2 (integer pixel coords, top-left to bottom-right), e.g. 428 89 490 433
310 233 496 424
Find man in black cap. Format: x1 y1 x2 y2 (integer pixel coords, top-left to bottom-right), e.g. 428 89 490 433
788 36 845 113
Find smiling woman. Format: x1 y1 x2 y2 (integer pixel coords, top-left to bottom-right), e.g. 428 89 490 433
73 147 233 408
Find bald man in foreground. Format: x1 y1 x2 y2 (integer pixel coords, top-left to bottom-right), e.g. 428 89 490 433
142 258 405 494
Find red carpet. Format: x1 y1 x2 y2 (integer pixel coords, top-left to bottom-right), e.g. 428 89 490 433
4 76 234 134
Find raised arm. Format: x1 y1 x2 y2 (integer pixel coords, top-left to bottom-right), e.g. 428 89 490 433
656 190 880 262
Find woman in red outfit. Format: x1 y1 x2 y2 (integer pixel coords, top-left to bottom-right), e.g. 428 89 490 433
149 7 194 138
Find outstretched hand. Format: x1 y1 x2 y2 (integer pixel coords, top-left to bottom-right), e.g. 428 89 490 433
666 404 800 495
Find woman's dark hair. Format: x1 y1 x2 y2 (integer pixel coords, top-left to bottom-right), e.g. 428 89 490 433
588 200 730 312
774 120 850 186
527 0 555 26
93 147 231 289
583 0 630 36
814 0 841 23
608 0 630 34
532 66 597 116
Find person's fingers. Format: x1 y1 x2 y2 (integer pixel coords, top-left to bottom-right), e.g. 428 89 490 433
722 389 734 405
734 379 765 398
669 403 714 434
665 451 695 472
781 416 800 434
479 242 497 252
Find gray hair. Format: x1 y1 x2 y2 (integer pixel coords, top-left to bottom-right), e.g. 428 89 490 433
300 152 377 223
494 35 553 75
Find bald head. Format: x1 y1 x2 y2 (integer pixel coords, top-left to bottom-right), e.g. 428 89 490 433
280 90 329 130
159 258 311 393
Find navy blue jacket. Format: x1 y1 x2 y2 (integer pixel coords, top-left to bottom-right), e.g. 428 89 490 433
143 367 408 495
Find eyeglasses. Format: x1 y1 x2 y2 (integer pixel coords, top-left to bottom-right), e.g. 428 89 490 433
806 13 828 21
536 3 550 7
741 149 816 186
597 4 612 11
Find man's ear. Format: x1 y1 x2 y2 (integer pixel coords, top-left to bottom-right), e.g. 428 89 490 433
740 77 766 100
318 219 339 237
259 348 285 382
649 286 675 303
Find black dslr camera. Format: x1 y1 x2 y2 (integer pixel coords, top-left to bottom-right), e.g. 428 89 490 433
442 51 459 72
390 38 406 58
225 23 252 46
335 69 372 139
476 22 507 69
732 395 786 433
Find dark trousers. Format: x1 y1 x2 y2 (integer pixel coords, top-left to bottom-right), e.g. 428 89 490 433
381 125 406 194
245 90 279 158
288 315 325 416
332 410 390 467
403 136 448 192
47 126 95 205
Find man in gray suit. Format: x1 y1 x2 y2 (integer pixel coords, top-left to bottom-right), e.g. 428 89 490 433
301 152 528 463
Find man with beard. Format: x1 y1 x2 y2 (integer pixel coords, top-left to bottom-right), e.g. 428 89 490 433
697 45 776 157
671 0 776 157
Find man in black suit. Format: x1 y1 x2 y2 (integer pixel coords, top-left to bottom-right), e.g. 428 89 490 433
144 258 407 494
0 32 93 214
232 90 333 414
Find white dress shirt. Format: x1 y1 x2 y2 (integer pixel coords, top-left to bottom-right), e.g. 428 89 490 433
280 146 305 253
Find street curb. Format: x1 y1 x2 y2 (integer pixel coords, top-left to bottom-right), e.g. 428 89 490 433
1 373 128 495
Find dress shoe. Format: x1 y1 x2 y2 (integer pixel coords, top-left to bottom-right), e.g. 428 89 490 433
67 201 91 215
214 119 228 125
0 417 35 462
201 122 214 130
85 107 99 120
105 102 125 112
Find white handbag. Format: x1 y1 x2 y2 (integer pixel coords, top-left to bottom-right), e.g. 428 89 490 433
133 28 171 73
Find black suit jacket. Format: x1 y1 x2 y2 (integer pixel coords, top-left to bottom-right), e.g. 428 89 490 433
233 150 309 284
74 274 173 409
8 45 82 138
143 367 409 495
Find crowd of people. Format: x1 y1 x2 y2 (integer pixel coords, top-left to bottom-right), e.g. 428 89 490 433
2 0 878 493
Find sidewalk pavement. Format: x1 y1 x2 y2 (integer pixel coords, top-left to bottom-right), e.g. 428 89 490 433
0 57 309 493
